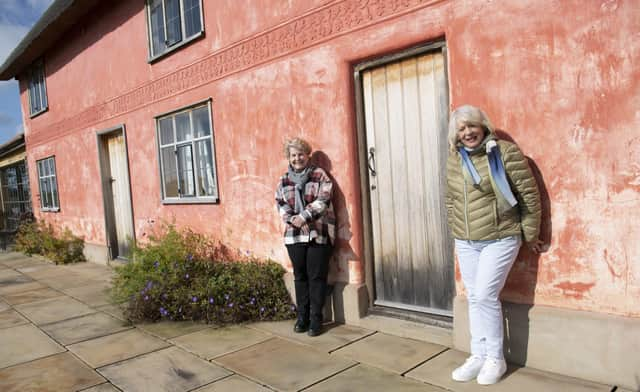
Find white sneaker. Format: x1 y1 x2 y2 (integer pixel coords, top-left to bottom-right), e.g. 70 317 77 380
451 355 485 382
476 357 507 385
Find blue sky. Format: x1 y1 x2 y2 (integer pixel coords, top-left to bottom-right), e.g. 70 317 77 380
0 0 54 145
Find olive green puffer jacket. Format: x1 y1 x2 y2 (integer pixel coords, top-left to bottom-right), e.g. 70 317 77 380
445 135 541 243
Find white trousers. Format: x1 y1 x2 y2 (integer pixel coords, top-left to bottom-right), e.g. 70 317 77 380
455 235 522 360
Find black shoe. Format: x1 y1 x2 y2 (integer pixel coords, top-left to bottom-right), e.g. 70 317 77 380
307 323 322 337
294 319 309 333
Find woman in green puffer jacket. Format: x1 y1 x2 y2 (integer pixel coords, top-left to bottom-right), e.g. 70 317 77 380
446 105 542 386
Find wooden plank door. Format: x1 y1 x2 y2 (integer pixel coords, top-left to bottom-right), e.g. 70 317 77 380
361 48 454 315
99 130 134 260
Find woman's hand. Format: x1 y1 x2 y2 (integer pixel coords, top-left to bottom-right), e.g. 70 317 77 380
526 239 545 253
289 215 306 228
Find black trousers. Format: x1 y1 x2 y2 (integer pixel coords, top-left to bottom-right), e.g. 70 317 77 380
286 241 331 325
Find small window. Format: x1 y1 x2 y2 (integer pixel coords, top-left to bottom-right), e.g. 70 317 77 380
147 0 203 60
36 157 59 211
157 101 218 202
27 61 48 117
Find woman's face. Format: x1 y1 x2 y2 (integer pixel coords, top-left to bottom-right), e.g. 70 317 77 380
457 123 486 149
288 147 310 172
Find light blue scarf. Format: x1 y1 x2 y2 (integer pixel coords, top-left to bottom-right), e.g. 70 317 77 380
459 140 518 214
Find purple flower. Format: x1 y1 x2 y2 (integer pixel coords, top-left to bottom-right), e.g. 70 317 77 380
224 294 230 300
187 254 193 261
144 295 149 301
290 305 296 312
178 307 182 313
185 273 190 279
192 296 198 303
208 297 214 304
146 281 153 289
153 261 159 268
228 303 234 308
162 293 168 299
250 297 256 304
159 307 168 316
260 307 265 313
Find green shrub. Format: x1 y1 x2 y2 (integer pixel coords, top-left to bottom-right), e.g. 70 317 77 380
14 220 85 264
110 224 296 324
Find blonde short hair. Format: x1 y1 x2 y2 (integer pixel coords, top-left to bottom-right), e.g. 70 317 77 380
447 105 495 152
283 137 312 158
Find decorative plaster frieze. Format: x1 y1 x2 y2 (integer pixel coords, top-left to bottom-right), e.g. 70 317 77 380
29 0 440 146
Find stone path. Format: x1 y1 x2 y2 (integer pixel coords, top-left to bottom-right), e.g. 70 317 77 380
0 252 620 391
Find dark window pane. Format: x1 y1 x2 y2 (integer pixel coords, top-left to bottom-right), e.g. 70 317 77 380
177 144 195 196
175 112 192 142
194 140 215 196
192 106 210 138
161 147 178 197
159 117 174 145
150 0 166 55
40 178 49 208
50 178 59 209
165 0 182 46
183 0 201 37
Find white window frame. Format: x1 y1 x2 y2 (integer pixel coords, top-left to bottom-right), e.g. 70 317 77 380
145 0 204 62
36 156 60 212
156 99 219 204
27 60 48 117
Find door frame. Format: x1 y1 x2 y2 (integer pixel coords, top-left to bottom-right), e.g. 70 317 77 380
96 124 136 260
353 40 451 314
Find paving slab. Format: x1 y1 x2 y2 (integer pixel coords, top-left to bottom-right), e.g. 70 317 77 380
0 324 65 368
0 252 23 262
0 309 29 329
61 282 112 307
405 349 612 392
0 352 104 392
193 375 271 391
0 257 48 269
0 280 47 295
38 273 103 290
307 363 445 391
80 383 121 392
17 264 69 280
0 271 33 292
136 320 211 339
332 332 447 374
14 295 96 325
62 262 115 281
249 320 375 352
1 287 63 305
215 337 356 392
98 346 231 392
0 269 27 281
96 303 127 321
172 325 272 359
68 328 171 368
41 312 131 345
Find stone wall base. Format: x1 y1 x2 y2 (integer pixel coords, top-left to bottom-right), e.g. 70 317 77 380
453 295 639 390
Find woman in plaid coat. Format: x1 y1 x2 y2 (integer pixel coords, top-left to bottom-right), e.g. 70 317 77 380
275 138 335 337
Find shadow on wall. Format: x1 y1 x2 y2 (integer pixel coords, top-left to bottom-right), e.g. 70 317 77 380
495 129 553 366
311 150 360 322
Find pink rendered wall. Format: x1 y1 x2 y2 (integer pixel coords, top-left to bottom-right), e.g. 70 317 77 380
19 0 640 317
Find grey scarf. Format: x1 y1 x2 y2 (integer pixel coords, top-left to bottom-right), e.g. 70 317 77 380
287 165 313 213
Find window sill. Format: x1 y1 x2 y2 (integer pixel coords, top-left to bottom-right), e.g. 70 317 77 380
29 107 48 119
148 31 205 64
40 207 60 212
161 197 219 205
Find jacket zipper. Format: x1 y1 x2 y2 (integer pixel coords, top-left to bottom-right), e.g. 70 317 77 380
463 173 470 238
